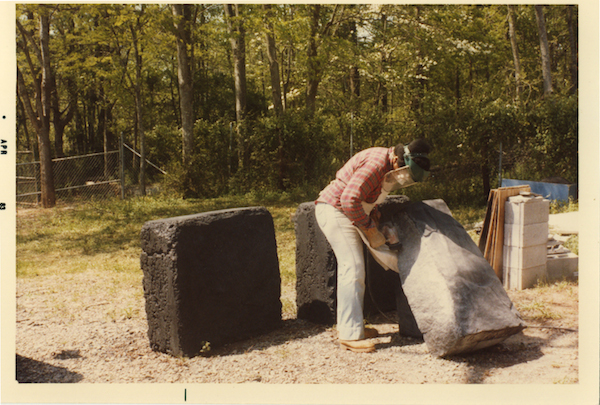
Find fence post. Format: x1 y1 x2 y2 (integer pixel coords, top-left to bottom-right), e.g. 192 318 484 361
120 132 125 200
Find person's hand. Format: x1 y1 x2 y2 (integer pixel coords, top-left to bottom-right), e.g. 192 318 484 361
363 227 386 249
370 209 381 227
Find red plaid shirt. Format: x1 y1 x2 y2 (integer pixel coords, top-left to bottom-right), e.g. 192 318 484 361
317 147 394 230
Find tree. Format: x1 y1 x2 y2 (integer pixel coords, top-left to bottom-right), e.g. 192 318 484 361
262 4 284 116
14 5 577 204
507 5 523 100
535 5 553 95
262 4 286 189
172 4 195 164
129 6 148 194
224 4 248 169
305 5 344 114
16 5 56 207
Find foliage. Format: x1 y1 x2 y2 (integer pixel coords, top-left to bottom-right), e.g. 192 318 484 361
16 4 579 206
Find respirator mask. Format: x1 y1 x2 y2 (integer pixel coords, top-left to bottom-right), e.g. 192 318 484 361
382 145 431 192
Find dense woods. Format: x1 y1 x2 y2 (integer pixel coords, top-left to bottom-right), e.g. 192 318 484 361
16 4 578 208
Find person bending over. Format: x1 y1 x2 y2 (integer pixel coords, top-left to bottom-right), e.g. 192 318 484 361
315 138 431 353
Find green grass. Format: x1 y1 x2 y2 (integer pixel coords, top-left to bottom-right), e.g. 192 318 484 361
17 193 486 278
16 194 305 316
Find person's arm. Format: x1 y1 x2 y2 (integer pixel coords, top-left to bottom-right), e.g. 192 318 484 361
340 165 386 248
339 165 378 229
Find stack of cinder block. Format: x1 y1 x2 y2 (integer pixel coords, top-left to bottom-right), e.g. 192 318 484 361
503 194 550 290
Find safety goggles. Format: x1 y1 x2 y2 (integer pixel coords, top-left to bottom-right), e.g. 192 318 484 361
404 146 430 182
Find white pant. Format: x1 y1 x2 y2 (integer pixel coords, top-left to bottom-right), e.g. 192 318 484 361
315 203 365 340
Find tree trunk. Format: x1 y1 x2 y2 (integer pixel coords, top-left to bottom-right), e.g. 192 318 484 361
567 5 578 94
480 139 491 197
39 11 57 207
103 107 109 180
305 5 321 115
53 78 76 159
224 4 248 169
263 5 286 189
377 12 388 111
172 4 195 164
507 5 523 100
16 10 56 207
535 5 553 96
263 5 284 116
347 19 360 101
305 5 343 114
131 24 146 195
411 6 426 113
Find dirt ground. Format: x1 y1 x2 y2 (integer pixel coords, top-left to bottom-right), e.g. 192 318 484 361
15 270 578 386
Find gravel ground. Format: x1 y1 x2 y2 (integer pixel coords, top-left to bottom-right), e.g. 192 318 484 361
15 272 579 386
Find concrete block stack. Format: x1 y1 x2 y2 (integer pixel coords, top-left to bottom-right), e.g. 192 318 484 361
547 237 579 281
503 194 550 290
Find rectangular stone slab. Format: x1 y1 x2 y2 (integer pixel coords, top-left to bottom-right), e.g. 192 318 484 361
375 198 525 357
141 207 282 357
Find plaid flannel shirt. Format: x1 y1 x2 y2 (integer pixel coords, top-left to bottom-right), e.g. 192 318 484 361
317 147 394 230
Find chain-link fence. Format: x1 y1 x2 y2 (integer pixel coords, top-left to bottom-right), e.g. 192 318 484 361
16 143 165 207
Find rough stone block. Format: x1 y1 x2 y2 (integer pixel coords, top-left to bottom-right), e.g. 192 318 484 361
293 200 417 332
504 195 550 225
294 197 524 356
141 207 282 357
503 264 547 290
503 244 547 269
293 202 337 325
504 222 549 248
383 198 525 357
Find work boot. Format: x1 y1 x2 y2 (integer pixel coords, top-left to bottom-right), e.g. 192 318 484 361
337 327 379 339
340 339 376 353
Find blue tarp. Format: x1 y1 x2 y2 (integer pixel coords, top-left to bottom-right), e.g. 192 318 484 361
501 179 577 202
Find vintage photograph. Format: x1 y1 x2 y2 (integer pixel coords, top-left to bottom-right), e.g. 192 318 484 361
4 2 598 404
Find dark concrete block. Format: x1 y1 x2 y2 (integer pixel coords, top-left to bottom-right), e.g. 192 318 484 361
293 199 418 332
293 202 337 325
141 207 282 357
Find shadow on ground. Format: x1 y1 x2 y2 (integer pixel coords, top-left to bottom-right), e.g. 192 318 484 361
16 354 83 383
202 318 329 357
447 332 547 383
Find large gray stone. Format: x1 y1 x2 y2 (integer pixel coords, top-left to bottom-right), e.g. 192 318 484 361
293 199 419 335
141 207 282 357
294 197 525 357
378 198 525 357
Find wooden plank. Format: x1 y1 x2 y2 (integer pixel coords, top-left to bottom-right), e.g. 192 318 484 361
479 186 531 281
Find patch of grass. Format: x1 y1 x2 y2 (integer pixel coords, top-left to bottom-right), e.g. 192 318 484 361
517 300 563 321
534 279 578 300
17 194 302 318
563 235 578 256
549 197 578 215
449 204 487 230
